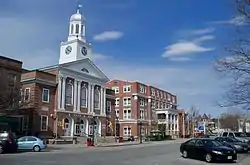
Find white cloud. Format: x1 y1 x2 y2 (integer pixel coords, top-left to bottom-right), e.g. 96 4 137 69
162 35 215 59
93 31 124 42
191 28 215 35
212 15 248 26
169 57 192 62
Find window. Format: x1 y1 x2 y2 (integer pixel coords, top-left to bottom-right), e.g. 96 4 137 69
186 139 196 145
24 88 30 101
123 109 131 119
81 68 89 73
123 97 131 106
167 93 171 101
123 85 131 92
139 98 145 106
112 87 119 94
140 127 145 135
115 98 119 107
172 96 176 103
75 24 79 34
81 25 83 34
139 85 146 93
40 115 48 131
106 101 111 112
222 132 228 137
195 139 204 146
140 109 144 119
228 132 234 137
81 86 87 107
115 109 119 118
151 100 155 108
151 89 155 96
7 73 16 86
27 137 37 141
123 127 131 136
66 83 73 105
42 88 50 102
70 24 74 34
156 91 159 97
94 88 100 109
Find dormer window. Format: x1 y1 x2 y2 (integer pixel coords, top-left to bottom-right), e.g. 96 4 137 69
81 68 89 73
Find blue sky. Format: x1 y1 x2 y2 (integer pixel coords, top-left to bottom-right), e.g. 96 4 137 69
0 0 244 116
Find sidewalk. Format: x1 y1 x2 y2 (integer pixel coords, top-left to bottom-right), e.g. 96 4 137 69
47 138 188 150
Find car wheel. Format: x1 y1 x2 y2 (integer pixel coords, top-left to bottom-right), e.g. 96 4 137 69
0 145 3 154
33 145 41 152
182 150 188 158
205 153 212 163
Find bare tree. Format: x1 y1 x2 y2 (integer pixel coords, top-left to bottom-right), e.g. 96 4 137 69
215 1 250 110
0 87 30 111
188 106 199 136
219 108 242 131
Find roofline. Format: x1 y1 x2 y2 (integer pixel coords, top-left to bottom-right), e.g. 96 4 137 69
0 55 23 64
22 69 56 77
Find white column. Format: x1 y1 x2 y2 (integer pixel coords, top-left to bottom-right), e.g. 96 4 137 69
71 118 75 137
103 88 106 115
73 80 78 112
61 77 66 110
87 83 91 113
57 76 62 110
100 87 104 115
91 85 95 113
77 80 81 112
177 114 179 134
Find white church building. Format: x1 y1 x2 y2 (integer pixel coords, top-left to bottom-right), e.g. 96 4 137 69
24 6 114 138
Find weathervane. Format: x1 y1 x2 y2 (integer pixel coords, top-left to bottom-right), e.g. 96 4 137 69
76 0 82 13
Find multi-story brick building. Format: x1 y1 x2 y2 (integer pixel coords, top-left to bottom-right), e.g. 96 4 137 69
1 7 116 138
0 56 30 134
106 80 187 138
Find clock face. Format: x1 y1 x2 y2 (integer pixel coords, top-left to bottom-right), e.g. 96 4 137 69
65 46 72 55
81 46 87 56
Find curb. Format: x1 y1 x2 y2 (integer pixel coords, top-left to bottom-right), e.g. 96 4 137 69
96 143 141 147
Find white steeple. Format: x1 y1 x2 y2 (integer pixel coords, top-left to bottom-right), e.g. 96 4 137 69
59 4 92 65
68 4 86 42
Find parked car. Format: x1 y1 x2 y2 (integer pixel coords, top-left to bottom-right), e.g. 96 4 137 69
0 132 18 154
215 137 249 153
17 136 47 152
180 138 237 163
220 131 250 143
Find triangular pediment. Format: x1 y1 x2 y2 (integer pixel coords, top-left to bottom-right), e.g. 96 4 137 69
59 59 109 82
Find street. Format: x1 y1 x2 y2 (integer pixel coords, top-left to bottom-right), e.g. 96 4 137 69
0 142 250 165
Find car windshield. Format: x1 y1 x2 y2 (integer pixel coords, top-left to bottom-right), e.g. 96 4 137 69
203 140 222 147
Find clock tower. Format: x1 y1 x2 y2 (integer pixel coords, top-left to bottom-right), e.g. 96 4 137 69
59 5 92 64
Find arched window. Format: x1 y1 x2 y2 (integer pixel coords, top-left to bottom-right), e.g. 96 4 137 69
66 83 73 105
80 86 87 107
94 88 100 109
75 24 79 34
70 24 74 34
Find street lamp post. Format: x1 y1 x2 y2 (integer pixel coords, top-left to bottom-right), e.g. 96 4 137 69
138 120 142 144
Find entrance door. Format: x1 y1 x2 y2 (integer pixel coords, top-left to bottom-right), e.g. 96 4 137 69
64 118 70 136
75 124 80 135
80 123 85 136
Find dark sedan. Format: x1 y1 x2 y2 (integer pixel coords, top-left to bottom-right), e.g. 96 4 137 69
215 136 249 153
180 138 237 163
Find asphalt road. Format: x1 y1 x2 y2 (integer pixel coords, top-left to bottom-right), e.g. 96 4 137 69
0 143 250 165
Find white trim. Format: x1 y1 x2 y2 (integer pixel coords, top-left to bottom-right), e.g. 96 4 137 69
123 126 132 136
123 97 131 106
42 88 50 103
123 85 131 93
40 115 48 131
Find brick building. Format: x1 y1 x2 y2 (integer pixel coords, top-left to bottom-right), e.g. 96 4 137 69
0 55 31 134
106 80 187 138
